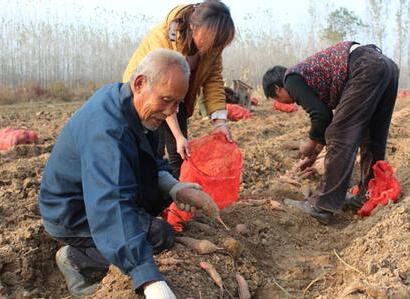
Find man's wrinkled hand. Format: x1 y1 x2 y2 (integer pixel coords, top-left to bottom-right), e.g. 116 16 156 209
297 155 317 172
176 136 190 160
299 139 320 158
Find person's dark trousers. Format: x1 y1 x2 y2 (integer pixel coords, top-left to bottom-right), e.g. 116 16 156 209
157 103 188 178
55 217 175 283
310 45 399 213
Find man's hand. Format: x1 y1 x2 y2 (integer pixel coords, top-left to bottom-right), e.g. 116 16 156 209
175 135 190 160
144 281 176 299
169 182 202 213
299 139 320 158
212 119 233 142
298 139 324 172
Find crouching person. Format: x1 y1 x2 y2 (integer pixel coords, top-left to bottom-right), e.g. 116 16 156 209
39 49 204 298
262 42 399 224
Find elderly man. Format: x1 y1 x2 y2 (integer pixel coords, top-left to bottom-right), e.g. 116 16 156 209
39 49 204 299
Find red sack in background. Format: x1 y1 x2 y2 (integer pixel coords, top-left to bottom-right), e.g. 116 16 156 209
165 132 243 231
0 128 38 151
272 100 298 113
226 104 252 121
397 89 410 99
250 97 259 106
356 161 401 217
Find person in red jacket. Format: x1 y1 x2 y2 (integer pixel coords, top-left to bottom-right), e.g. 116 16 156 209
262 42 399 224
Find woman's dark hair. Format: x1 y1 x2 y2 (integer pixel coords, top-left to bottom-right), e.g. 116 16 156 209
262 66 288 98
173 0 235 55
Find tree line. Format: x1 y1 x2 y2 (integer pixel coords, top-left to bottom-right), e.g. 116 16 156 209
1 0 409 93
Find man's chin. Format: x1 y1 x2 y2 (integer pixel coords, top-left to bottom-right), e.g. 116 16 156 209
141 121 161 131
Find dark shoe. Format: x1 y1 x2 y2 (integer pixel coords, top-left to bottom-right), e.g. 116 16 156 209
344 193 368 212
56 246 99 296
284 199 333 224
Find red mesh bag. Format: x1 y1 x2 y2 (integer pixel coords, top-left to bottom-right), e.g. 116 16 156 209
272 100 298 113
354 161 401 217
226 104 252 121
0 128 38 151
165 132 243 231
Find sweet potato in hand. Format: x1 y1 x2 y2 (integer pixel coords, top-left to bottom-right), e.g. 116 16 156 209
175 188 229 230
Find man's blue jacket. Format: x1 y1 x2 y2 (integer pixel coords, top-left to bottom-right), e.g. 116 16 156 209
39 83 172 289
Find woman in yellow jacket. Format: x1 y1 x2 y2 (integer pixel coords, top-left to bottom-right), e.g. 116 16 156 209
123 0 235 178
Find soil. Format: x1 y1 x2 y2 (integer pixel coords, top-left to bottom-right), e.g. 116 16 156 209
1 96 409 299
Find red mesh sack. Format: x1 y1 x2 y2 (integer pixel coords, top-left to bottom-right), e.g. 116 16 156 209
181 132 243 208
272 100 298 113
163 202 192 232
0 128 38 151
356 161 401 217
165 132 243 231
226 104 252 121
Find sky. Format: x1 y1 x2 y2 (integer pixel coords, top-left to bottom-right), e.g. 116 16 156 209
0 0 398 55
2 0 369 29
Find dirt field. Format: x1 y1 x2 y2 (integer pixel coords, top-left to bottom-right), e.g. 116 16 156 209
1 95 409 299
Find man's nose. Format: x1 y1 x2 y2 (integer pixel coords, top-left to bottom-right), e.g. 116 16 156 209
164 102 179 116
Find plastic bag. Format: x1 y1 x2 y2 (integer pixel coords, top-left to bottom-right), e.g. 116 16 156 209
0 128 38 151
272 100 298 113
166 132 243 231
226 104 252 121
356 161 401 217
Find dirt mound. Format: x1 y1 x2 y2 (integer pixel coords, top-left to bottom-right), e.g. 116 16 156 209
0 97 409 298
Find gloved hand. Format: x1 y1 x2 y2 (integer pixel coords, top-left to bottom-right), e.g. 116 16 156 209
144 281 176 299
169 182 202 212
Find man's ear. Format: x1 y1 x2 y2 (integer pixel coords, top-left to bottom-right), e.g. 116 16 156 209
131 75 146 94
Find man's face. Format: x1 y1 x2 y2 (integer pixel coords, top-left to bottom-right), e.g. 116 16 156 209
274 86 294 104
132 66 189 130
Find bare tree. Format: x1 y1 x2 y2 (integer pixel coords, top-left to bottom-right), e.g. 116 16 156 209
367 0 388 48
395 0 408 68
407 0 410 87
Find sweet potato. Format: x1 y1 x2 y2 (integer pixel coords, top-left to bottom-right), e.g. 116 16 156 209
176 188 229 230
270 200 284 211
221 237 242 258
155 257 183 266
235 273 251 299
199 261 223 291
175 237 221 254
235 224 250 236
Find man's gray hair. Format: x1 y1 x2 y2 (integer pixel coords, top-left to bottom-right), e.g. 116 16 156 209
131 48 190 86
